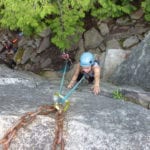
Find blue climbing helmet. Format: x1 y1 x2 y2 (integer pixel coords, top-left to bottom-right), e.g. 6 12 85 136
80 52 95 67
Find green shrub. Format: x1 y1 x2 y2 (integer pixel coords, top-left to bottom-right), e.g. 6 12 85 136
112 89 125 100
91 0 136 19
0 0 149 51
142 0 150 21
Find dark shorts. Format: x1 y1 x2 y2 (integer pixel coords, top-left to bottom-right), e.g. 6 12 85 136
77 73 94 83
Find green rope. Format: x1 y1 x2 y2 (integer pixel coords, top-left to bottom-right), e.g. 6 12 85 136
61 75 85 104
59 60 68 94
56 58 85 106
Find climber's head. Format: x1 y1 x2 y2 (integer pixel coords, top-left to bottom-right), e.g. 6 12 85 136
80 52 94 73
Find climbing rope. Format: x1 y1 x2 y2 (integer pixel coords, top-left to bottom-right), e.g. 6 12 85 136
59 60 68 95
0 52 84 150
53 53 85 110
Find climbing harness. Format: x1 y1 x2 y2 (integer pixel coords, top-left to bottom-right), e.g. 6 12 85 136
0 52 85 150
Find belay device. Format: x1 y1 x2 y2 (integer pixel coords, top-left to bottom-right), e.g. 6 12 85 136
53 53 85 112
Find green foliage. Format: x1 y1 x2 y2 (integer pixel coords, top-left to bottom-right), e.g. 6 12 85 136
0 0 90 51
0 0 56 35
47 0 88 50
112 89 124 100
0 0 149 51
142 0 150 21
91 0 136 19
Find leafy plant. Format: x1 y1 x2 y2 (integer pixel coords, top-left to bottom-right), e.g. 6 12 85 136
142 0 150 21
47 0 88 50
0 0 54 34
112 89 124 100
0 0 149 51
91 0 136 19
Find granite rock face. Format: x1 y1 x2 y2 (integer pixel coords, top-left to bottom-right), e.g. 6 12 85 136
0 65 150 150
109 32 150 91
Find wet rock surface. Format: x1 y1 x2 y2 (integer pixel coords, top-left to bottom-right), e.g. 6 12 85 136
0 64 150 150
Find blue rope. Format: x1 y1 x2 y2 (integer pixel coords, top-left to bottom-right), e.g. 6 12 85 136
59 61 68 94
57 59 85 104
61 75 85 103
